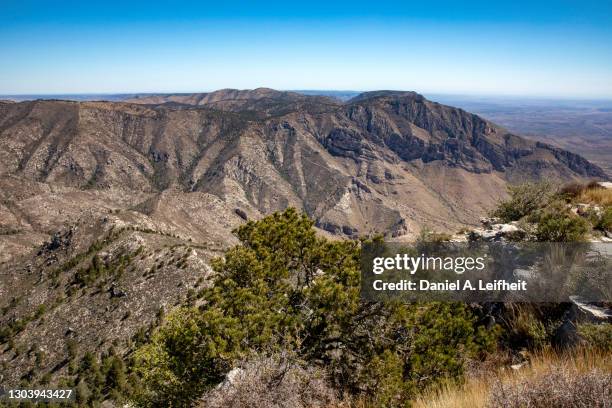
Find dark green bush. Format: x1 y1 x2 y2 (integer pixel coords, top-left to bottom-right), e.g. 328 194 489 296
132 209 497 407
535 209 589 242
492 182 554 222
594 206 612 232
578 323 612 351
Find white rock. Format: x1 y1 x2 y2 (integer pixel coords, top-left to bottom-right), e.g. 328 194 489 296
597 181 612 189
569 295 612 320
514 268 535 279
499 224 519 234
216 367 245 390
226 367 244 385
510 361 528 370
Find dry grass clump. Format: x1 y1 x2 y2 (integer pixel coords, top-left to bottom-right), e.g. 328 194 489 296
487 365 611 407
412 348 611 408
559 181 612 206
197 355 342 408
577 187 612 206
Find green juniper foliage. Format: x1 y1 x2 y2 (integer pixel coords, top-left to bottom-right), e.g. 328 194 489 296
132 209 497 407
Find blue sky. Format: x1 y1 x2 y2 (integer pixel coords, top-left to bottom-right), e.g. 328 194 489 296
1 0 611 97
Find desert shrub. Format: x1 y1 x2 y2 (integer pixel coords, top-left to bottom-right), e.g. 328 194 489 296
418 227 452 243
133 209 497 407
503 307 548 349
74 254 106 286
66 339 79 360
492 182 554 222
34 304 46 318
535 206 589 242
593 206 612 232
358 349 407 407
487 366 611 408
578 324 612 351
197 355 340 408
559 182 587 199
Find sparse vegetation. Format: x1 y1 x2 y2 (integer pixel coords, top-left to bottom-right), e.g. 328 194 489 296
0 303 51 344
49 228 125 283
487 364 610 408
197 354 341 408
418 227 453 243
413 348 612 408
492 181 610 241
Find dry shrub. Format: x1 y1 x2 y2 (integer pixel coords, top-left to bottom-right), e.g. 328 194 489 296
487 366 611 407
413 349 611 408
559 181 612 205
418 227 453 243
577 187 612 206
559 182 587 199
586 180 603 190
504 305 548 349
197 355 342 408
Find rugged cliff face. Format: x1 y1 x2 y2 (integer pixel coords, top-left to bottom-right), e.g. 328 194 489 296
0 89 607 386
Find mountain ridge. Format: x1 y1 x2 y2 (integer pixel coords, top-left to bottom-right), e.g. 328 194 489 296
0 90 607 241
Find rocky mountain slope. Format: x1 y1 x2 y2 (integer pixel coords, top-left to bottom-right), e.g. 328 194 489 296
1 89 606 238
0 89 607 388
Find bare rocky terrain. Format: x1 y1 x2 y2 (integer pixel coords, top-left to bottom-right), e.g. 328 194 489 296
430 95 612 176
0 88 608 387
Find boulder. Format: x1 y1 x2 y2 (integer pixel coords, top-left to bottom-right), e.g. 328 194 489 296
468 222 522 242
479 217 501 229
568 296 612 323
109 285 127 298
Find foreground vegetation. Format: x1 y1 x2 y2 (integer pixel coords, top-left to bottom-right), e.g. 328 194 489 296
413 348 611 408
132 209 497 406
5 181 610 407
493 180 612 242
128 181 611 407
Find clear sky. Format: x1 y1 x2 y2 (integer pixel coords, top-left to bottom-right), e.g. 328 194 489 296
1 0 611 97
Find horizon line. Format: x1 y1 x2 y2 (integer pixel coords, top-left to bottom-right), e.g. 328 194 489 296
3 88 612 102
